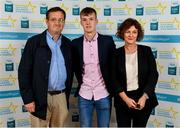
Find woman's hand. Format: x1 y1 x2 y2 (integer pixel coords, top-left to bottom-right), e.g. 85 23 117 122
119 91 137 109
125 97 137 109
136 95 147 110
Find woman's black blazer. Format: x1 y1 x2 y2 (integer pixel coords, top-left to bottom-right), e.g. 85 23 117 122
112 45 159 108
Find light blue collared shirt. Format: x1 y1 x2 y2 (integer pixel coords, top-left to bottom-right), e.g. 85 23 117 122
46 31 67 91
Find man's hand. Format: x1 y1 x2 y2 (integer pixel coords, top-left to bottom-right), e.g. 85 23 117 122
25 102 35 113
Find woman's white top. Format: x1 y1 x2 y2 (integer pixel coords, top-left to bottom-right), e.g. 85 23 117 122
125 51 139 91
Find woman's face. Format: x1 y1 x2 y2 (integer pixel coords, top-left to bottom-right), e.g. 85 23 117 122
124 25 138 45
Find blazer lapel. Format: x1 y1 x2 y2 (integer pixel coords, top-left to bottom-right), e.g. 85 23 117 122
121 47 127 87
97 34 104 64
137 45 143 84
78 36 84 67
39 30 49 47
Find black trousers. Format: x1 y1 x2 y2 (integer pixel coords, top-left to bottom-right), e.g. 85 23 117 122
115 90 153 127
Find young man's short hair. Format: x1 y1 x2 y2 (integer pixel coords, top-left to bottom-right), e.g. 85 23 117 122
80 7 97 18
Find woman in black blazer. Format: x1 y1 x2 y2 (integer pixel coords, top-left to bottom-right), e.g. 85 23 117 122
112 18 159 127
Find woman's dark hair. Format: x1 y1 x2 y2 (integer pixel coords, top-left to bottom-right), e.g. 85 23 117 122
46 7 66 20
116 18 144 41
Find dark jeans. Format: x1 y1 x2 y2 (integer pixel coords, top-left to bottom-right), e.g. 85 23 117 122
78 95 112 127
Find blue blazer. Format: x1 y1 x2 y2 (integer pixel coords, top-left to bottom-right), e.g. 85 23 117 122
18 30 73 120
112 45 159 108
71 33 116 96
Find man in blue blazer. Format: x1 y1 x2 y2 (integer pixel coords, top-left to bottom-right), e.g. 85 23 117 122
18 7 72 127
71 7 115 127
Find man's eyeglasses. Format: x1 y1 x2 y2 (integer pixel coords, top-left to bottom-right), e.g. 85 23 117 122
48 18 65 23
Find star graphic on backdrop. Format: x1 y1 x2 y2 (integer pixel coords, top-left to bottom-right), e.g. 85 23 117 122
159 78 180 90
137 18 146 28
156 61 164 74
7 16 16 27
123 4 132 15
8 75 17 85
66 18 80 29
7 44 16 55
9 102 18 113
170 78 180 89
74 18 80 28
60 3 69 13
152 119 162 127
0 44 16 56
27 1 36 12
171 48 180 61
172 17 180 29
91 4 101 14
101 19 114 30
167 107 178 119
161 17 180 30
0 75 17 86
156 3 167 14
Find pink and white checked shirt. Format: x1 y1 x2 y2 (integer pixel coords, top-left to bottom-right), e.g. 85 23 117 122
79 33 109 101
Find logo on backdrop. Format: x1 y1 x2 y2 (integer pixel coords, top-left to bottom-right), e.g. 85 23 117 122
150 19 159 30
168 63 177 75
4 0 13 12
4 60 14 72
171 2 179 14
72 5 80 15
21 17 29 28
40 3 48 14
5 117 30 127
136 4 144 16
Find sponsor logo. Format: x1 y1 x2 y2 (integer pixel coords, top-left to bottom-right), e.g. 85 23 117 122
4 0 13 12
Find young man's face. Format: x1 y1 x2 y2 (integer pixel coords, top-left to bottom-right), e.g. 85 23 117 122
46 11 65 35
80 13 98 34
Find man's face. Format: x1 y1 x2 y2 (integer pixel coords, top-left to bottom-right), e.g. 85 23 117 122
46 11 65 35
80 13 98 34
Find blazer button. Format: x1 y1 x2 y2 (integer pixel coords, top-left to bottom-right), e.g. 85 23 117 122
47 60 50 64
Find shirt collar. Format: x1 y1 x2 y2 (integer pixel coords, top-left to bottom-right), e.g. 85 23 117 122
46 31 62 46
84 32 98 42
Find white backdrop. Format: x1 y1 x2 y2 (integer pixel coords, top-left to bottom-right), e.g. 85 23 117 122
0 0 180 127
